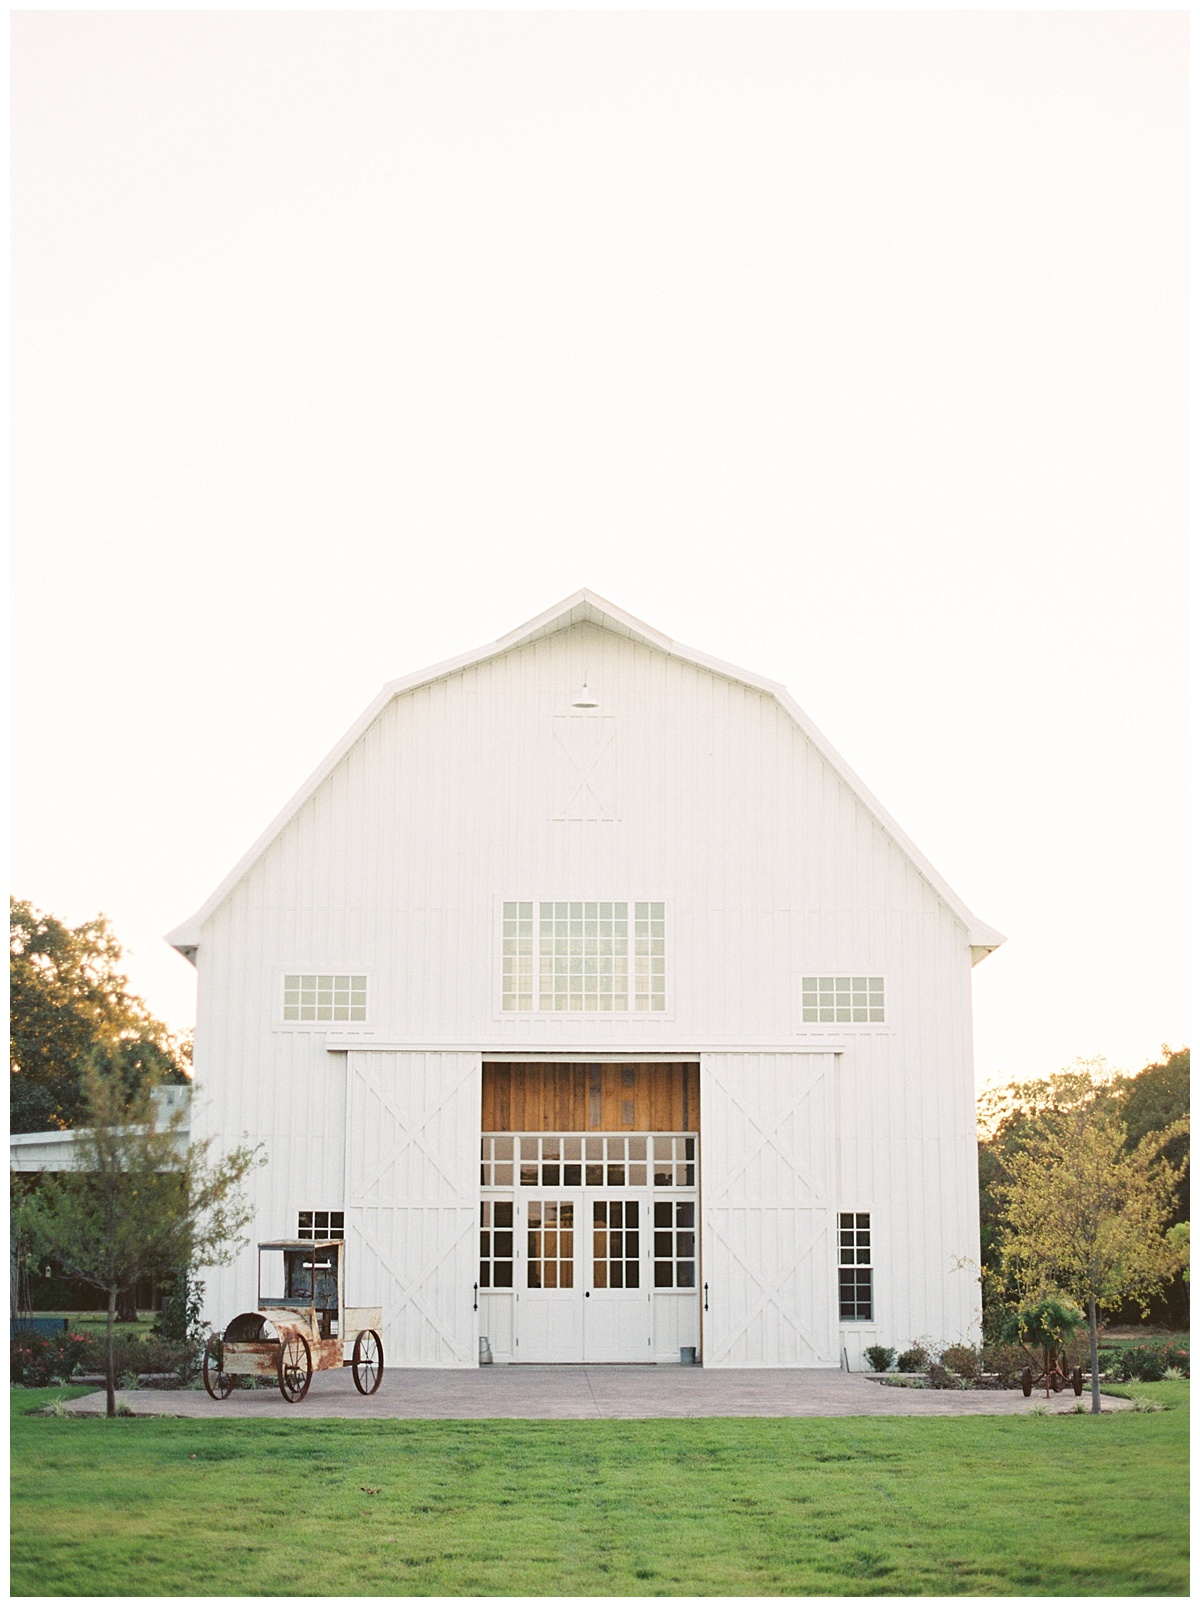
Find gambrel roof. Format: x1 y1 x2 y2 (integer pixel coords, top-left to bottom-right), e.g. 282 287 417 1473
166 589 1004 960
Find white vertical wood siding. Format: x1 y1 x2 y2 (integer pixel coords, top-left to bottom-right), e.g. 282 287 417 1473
701 1053 838 1367
191 619 983 1360
344 1051 480 1367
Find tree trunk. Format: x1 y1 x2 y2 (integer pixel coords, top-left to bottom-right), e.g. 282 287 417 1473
105 1286 117 1419
1088 1294 1101 1415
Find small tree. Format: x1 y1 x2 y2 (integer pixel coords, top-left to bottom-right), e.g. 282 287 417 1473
999 1103 1188 1413
16 1059 263 1416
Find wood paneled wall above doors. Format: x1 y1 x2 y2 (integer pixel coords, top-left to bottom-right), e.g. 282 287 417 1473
483 1062 699 1133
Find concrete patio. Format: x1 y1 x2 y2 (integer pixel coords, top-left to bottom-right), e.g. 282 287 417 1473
65 1366 1129 1419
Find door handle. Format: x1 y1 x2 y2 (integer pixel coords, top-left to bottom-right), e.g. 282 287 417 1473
473 1282 478 1312
704 1282 709 1312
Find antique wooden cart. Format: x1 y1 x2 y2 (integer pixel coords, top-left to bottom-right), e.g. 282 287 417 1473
203 1239 383 1403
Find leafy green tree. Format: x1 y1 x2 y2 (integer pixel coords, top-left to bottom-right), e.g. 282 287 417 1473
15 1059 263 1416
978 1050 1190 1328
977 1060 1122 1328
1117 1047 1189 1220
10 898 189 1133
998 1102 1188 1413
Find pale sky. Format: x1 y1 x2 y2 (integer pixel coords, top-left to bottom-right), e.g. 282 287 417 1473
11 11 1189 1092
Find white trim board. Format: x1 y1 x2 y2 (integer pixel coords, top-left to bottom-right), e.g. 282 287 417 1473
323 1040 849 1057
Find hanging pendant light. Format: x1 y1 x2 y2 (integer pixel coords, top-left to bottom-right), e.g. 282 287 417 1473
571 673 599 708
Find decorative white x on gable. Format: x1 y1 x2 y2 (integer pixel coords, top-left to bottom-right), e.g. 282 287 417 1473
551 715 617 819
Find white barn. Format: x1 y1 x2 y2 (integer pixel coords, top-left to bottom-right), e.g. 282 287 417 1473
167 590 1002 1371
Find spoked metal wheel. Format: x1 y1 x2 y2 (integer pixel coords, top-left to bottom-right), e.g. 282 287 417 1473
277 1332 312 1403
203 1335 234 1401
352 1329 384 1395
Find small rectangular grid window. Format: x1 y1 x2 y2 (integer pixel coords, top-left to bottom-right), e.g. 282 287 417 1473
592 1200 640 1289
480 1135 516 1188
297 1210 344 1241
527 1200 575 1289
652 1134 695 1188
653 1200 696 1288
838 1211 873 1320
479 1200 514 1289
802 976 884 1024
284 974 366 1023
501 902 534 1012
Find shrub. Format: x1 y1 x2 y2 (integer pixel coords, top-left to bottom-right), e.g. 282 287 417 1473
941 1343 982 1381
896 1343 930 1374
864 1345 895 1373
74 1330 203 1384
982 1341 1031 1387
1114 1342 1189 1382
10 1330 91 1387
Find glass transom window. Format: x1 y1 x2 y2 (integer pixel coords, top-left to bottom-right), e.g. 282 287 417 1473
501 902 665 1012
284 974 366 1023
802 976 884 1024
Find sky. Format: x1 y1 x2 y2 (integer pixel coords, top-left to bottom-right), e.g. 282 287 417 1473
11 10 1189 1092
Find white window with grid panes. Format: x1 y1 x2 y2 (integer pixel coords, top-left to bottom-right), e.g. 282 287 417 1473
282 973 367 1024
802 976 884 1024
500 901 666 1012
297 1209 344 1240
838 1212 874 1320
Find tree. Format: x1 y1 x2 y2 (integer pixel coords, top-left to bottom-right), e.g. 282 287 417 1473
978 1050 1191 1328
15 1059 263 1416
10 899 191 1133
998 1101 1188 1413
10 899 191 1134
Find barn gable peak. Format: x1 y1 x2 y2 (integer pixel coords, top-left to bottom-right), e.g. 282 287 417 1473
166 589 1004 960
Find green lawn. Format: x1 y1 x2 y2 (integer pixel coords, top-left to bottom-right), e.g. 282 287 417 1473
11 1384 1189 1596
26 1311 158 1341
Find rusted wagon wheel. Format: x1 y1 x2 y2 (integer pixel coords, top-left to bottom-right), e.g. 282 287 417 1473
352 1329 384 1395
203 1335 234 1401
278 1333 312 1403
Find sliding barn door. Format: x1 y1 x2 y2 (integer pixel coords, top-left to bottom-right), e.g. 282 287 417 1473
345 1050 481 1367
701 1052 839 1368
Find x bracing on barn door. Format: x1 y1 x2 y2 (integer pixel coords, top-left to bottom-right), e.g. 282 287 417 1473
709 1064 828 1206
350 1067 475 1203
704 1213 828 1361
352 1211 475 1358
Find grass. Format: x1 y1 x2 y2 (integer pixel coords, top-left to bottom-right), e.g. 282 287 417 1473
11 1383 1188 1596
22 1312 157 1341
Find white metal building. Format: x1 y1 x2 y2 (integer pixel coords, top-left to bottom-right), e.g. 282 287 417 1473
167 590 1003 1370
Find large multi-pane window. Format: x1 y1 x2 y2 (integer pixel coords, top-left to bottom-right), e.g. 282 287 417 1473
838 1212 873 1320
501 901 665 1011
283 974 367 1023
802 977 884 1024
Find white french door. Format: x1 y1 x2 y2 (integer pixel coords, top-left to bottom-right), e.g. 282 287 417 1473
480 1132 699 1364
516 1191 651 1362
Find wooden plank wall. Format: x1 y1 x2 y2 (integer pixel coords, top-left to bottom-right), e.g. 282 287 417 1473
483 1062 699 1133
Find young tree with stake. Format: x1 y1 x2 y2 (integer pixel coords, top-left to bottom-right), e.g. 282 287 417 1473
999 1103 1188 1413
16 1059 263 1417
